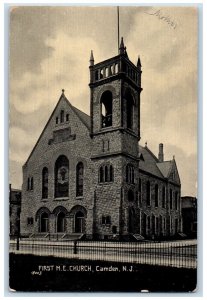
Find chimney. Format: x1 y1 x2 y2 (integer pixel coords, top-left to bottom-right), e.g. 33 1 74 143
158 143 164 162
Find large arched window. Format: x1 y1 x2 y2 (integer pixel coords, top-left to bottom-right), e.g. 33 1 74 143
155 184 159 208
146 181 151 206
42 167 48 199
101 91 113 128
55 155 69 198
76 162 84 197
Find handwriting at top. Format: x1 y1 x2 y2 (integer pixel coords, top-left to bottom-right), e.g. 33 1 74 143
145 9 177 30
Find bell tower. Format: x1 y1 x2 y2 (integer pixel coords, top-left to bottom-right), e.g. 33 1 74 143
89 38 143 239
89 37 142 142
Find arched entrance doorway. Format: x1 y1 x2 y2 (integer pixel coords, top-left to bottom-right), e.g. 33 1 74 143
75 211 85 233
57 212 66 233
40 212 49 233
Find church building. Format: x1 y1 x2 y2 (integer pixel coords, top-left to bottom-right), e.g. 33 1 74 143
20 38 182 240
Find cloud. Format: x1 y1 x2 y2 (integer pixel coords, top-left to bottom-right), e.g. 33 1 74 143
10 32 102 114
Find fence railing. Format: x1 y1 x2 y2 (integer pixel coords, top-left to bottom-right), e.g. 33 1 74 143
9 239 197 269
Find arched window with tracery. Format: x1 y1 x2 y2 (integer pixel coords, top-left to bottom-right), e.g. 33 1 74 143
55 155 69 198
42 167 48 199
76 162 84 197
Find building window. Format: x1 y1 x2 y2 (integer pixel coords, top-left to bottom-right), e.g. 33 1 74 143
104 165 108 182
101 91 113 128
155 184 159 208
128 189 134 202
30 177 34 190
175 191 178 210
146 181 151 206
125 90 134 130
76 162 84 197
100 166 104 183
162 186 166 208
102 215 111 225
99 165 114 183
27 217 33 225
42 167 48 199
170 189 173 209
56 117 58 124
55 155 69 198
27 178 30 190
138 178 142 206
126 164 135 184
109 165 113 182
27 177 34 191
60 110 64 123
66 114 69 122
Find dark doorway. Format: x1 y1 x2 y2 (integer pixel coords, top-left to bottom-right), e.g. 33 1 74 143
74 211 85 233
57 212 66 233
40 212 49 233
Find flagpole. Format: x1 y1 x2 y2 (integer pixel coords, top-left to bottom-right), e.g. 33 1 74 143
117 6 120 53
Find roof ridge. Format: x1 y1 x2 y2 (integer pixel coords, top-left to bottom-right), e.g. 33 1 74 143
144 146 159 162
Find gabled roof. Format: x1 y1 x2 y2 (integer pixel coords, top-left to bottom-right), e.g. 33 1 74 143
139 145 180 184
24 92 90 166
156 161 172 178
72 106 90 130
139 145 164 178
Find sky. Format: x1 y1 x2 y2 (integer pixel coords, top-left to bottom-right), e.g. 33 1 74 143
9 6 198 196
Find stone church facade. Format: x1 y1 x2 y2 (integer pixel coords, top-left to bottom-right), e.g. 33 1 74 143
20 39 182 240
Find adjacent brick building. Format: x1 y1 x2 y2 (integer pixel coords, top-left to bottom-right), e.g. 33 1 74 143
181 196 197 237
9 184 21 237
20 38 182 240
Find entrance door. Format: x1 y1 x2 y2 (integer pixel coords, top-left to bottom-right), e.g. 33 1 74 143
75 211 85 233
40 212 49 232
57 212 66 232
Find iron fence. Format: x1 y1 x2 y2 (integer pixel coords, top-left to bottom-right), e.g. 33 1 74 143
9 239 197 269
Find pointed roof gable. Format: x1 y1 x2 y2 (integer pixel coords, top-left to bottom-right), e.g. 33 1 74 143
139 145 180 184
24 92 90 166
139 145 164 178
72 106 90 130
156 161 172 178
